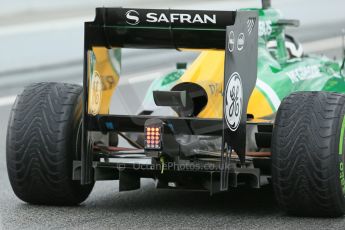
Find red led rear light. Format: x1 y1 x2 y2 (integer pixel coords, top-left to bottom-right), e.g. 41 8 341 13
145 126 162 150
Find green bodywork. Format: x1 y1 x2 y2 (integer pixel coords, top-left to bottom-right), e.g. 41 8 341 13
142 7 345 115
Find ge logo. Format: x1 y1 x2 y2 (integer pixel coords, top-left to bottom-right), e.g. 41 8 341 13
125 10 140 25
225 72 243 131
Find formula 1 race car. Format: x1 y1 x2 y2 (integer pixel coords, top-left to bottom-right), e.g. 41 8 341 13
6 0 345 217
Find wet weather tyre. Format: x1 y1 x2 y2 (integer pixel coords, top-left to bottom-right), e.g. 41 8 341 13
272 91 345 217
6 82 94 205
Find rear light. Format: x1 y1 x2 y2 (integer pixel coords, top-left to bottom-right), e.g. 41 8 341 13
145 126 162 150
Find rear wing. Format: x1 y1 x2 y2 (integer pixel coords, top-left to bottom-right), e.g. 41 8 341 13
84 8 237 49
82 8 259 188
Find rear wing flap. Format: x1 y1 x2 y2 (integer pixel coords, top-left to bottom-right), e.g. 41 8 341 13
85 8 237 49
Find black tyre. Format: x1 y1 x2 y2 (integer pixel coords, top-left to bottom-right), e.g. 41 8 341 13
6 82 94 205
272 91 345 217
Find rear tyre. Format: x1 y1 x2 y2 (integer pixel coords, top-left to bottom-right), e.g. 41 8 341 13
6 82 94 205
272 91 345 217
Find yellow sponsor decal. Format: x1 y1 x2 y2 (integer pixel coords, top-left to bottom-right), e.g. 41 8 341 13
89 71 103 116
88 47 121 115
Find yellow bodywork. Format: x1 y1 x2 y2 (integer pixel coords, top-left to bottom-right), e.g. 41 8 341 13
177 50 273 119
88 48 273 118
88 47 120 115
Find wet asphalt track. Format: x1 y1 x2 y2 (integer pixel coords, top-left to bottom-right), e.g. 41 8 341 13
1 1 345 229
0 44 345 230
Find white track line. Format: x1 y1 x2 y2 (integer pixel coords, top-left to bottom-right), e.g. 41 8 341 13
0 36 342 107
119 68 171 85
0 95 16 107
0 69 171 107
